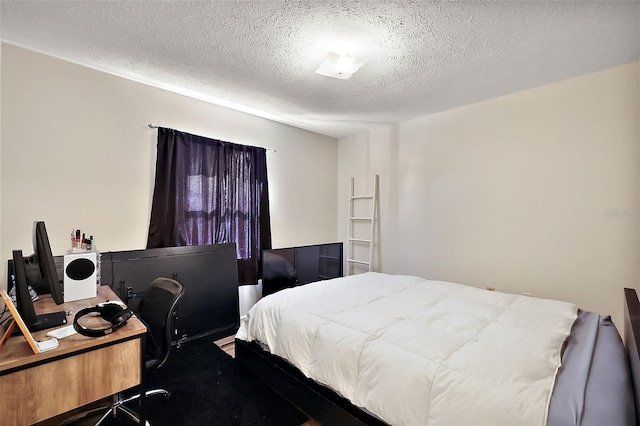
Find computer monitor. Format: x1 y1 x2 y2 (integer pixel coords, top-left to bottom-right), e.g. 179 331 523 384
11 249 67 332
33 221 64 305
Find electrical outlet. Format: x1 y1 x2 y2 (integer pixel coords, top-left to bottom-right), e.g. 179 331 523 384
486 286 496 291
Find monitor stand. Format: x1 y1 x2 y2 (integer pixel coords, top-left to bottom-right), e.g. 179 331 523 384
9 311 67 335
29 311 68 332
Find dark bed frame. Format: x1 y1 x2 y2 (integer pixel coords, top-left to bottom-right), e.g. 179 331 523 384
236 288 640 425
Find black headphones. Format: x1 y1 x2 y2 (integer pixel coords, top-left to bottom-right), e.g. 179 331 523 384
73 301 133 337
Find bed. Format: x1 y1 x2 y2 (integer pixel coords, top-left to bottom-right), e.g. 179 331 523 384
235 272 637 425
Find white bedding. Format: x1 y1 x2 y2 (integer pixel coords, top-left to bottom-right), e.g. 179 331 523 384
236 272 578 426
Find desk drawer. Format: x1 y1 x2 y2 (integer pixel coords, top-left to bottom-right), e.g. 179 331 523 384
1 338 141 425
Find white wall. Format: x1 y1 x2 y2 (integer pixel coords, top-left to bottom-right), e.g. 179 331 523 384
339 62 640 328
0 42 3 278
0 44 338 300
3 44 638 327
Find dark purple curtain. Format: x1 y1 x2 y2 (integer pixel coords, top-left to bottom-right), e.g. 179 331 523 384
147 127 272 284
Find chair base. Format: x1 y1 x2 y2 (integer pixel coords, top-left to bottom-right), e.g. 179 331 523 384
60 389 170 426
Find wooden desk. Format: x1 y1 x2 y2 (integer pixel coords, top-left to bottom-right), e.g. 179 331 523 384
0 286 146 425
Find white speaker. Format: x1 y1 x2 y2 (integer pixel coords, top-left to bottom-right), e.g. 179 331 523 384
64 251 97 302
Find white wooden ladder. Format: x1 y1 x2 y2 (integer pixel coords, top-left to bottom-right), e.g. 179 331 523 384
347 175 379 275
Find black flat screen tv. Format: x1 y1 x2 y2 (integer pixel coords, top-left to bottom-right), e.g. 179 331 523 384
100 243 240 344
262 242 343 297
14 243 241 345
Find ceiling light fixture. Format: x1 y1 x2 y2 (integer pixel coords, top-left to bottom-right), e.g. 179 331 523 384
315 51 365 80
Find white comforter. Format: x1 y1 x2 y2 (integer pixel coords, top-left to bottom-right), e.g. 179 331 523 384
237 272 578 426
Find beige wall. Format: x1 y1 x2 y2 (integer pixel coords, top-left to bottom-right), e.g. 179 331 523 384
3 43 638 327
339 62 640 328
0 42 3 276
0 44 338 291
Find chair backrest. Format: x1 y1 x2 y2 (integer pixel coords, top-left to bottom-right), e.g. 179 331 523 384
138 277 184 370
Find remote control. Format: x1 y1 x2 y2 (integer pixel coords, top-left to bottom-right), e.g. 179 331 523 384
46 325 77 339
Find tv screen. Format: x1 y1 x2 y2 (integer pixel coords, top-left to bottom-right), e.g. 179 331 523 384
33 221 64 305
262 242 343 297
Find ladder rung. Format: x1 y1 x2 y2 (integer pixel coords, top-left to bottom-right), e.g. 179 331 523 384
350 217 372 220
349 238 371 243
347 259 370 265
350 196 373 200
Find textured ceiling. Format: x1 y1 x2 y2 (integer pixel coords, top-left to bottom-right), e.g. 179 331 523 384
1 1 639 138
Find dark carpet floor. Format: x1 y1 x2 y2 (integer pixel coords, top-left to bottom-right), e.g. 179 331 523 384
69 338 309 426
144 338 308 426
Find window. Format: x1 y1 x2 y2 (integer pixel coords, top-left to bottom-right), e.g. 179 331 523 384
147 127 271 284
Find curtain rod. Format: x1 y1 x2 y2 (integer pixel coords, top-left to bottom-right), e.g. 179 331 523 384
148 123 276 152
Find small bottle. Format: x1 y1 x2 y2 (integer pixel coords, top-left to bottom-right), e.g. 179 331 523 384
71 230 75 250
86 237 92 251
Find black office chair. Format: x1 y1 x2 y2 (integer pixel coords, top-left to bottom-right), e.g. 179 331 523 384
63 277 184 426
